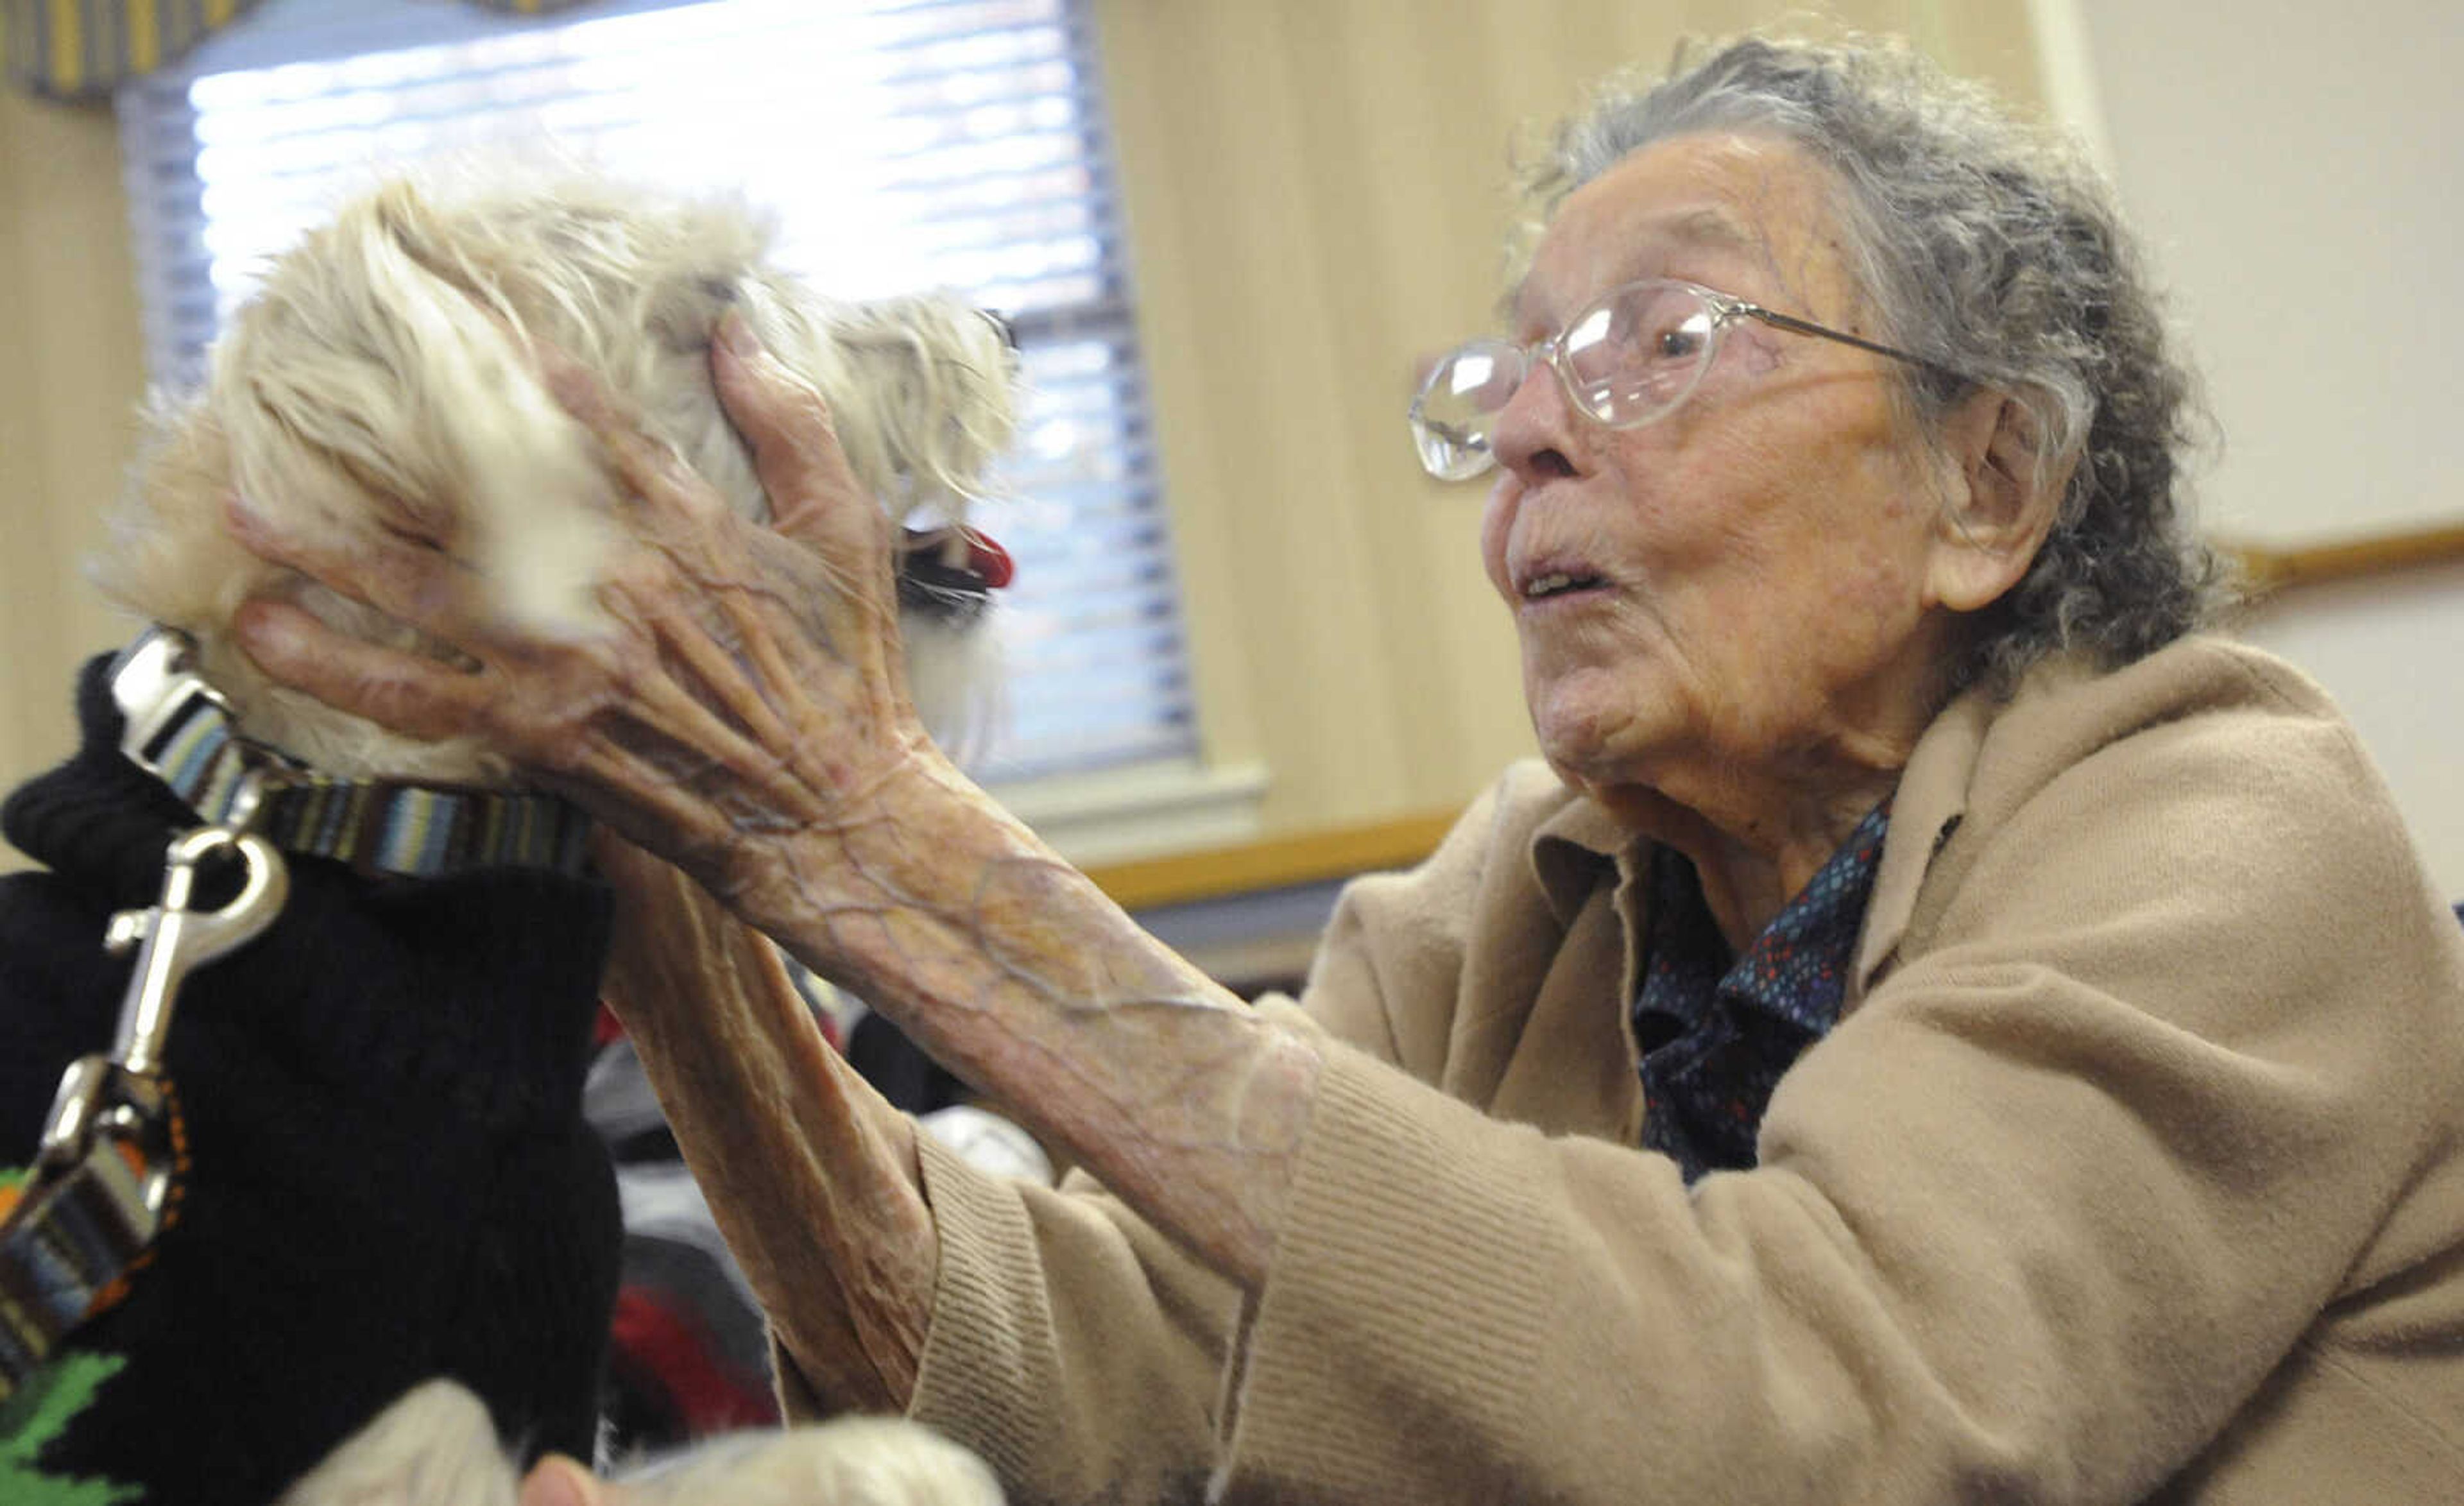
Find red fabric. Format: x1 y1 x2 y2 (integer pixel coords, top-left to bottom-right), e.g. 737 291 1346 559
607 1287 778 1435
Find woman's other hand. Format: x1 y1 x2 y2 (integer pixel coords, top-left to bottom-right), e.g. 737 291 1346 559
594 830 936 1414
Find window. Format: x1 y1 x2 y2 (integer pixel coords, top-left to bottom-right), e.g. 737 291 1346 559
116 0 1208 799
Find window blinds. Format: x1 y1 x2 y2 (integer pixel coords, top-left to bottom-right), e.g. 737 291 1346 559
116 0 1198 783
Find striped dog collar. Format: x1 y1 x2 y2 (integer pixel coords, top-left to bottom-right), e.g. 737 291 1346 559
109 626 592 880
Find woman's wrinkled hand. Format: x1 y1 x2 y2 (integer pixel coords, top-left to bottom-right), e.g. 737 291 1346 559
228 311 948 918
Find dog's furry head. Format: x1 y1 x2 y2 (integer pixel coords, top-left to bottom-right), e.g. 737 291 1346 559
275 1378 1005 1505
96 167 1020 784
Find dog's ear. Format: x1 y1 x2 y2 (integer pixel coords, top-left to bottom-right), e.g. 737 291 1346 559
275 1379 522 1506
221 180 617 635
816 293 1020 524
91 177 623 783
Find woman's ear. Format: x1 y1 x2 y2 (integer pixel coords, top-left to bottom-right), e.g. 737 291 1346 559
1924 386 2069 613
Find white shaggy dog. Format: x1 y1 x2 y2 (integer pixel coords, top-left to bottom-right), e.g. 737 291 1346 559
96 166 1019 778
278 1380 1003 1506
82 166 1020 1502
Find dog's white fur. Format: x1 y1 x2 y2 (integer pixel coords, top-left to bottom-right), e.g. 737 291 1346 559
96 166 1020 783
275 1379 1004 1505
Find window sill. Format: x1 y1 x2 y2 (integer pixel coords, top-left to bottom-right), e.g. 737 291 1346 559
988 758 1272 869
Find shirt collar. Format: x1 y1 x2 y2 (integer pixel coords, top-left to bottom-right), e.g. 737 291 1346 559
1722 797 1891 1031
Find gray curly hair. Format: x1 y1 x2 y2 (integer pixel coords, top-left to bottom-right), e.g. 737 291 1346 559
1519 34 2229 693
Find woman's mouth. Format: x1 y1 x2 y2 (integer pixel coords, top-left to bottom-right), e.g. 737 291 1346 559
1516 564 1614 607
1521 571 1607 601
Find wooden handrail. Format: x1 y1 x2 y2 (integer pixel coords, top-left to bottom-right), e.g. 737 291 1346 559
1084 809 1461 911
2229 522 2464 592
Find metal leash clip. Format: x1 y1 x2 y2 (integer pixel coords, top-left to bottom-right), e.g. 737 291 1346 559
1 821 289 1397
37 825 290 1206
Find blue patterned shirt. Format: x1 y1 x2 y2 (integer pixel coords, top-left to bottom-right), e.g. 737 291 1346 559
1634 801 1890 1181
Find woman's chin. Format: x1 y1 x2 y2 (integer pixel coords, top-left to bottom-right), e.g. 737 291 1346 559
1528 676 1673 782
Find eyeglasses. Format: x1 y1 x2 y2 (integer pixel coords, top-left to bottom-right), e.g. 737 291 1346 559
1407 278 1958 481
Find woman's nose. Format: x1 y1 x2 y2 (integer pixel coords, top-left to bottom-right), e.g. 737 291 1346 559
1488 350 1584 482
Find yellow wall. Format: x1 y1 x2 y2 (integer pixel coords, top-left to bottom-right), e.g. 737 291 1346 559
0 89 149 854
0 3 2044 866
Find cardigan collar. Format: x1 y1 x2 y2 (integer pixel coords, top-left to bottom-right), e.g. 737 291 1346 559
1529 789 1634 927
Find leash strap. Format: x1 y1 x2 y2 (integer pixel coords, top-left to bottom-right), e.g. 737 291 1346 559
0 1109 178 1401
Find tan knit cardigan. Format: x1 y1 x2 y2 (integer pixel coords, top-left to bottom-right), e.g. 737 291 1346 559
783 636 2464 1505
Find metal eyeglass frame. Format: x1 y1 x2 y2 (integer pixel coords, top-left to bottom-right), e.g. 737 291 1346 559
1407 277 1964 481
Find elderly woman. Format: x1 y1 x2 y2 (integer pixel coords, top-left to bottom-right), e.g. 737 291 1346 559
228 35 2464 1506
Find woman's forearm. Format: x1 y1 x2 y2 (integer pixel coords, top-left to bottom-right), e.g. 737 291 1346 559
732 756 1323 1291
598 851 937 1410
